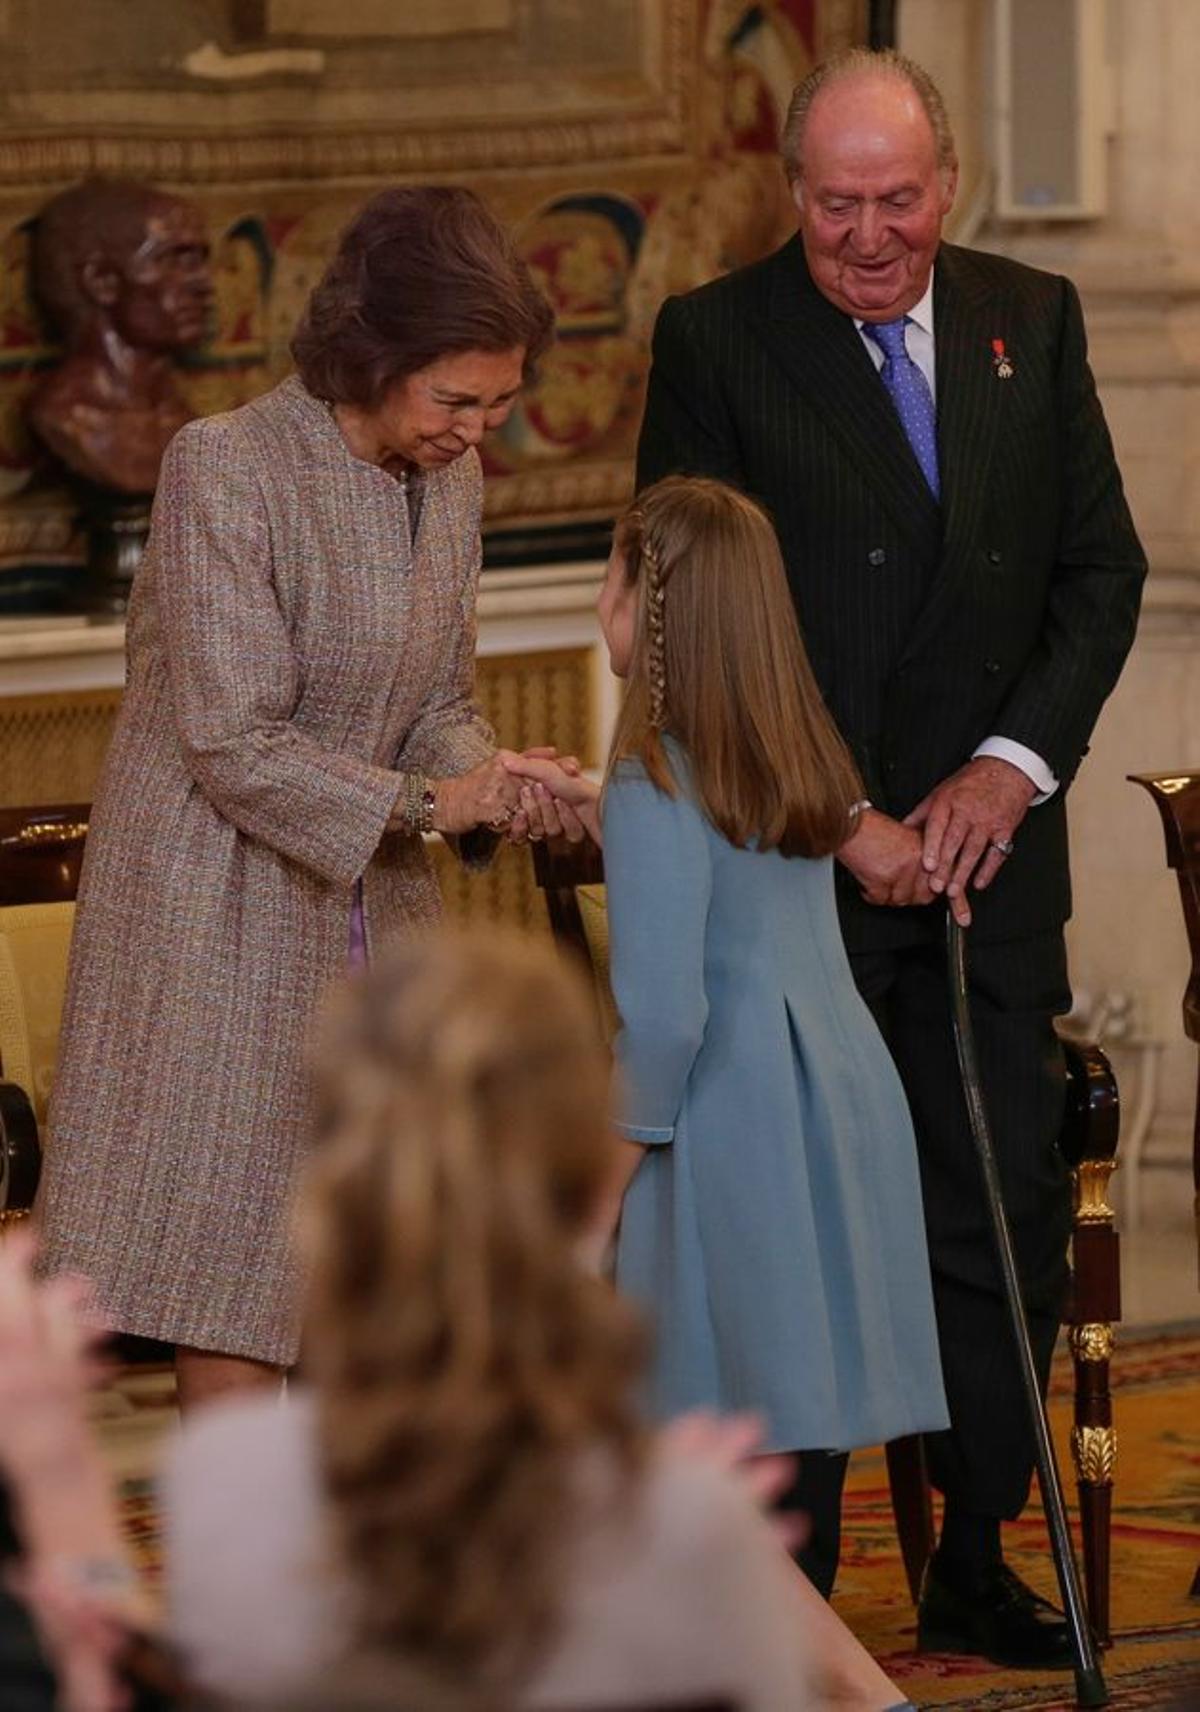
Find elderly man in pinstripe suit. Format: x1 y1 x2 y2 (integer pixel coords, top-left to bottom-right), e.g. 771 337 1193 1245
636 48 1145 1667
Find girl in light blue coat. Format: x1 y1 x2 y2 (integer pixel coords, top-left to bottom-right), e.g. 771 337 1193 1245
513 476 948 1548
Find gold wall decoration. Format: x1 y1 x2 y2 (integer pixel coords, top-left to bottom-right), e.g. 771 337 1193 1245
0 1 868 580
0 647 595 935
0 689 122 808
437 643 596 932
475 647 596 771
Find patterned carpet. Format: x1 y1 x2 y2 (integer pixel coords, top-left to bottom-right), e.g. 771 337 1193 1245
836 1327 1200 1709
96 1328 1200 1710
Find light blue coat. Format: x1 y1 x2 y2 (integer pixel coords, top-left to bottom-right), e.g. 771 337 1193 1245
608 744 950 1453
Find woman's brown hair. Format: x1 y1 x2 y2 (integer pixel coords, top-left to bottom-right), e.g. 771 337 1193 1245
291 185 554 408
607 475 863 858
302 931 646 1692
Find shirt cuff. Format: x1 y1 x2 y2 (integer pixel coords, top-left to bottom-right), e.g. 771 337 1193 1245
973 737 1058 804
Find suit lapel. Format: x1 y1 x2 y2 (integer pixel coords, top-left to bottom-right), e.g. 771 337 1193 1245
748 239 942 557
898 245 1008 662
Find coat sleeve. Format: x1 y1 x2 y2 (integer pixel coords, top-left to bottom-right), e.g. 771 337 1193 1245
394 452 496 780
603 765 712 1143
988 278 1147 782
156 417 402 890
636 294 749 493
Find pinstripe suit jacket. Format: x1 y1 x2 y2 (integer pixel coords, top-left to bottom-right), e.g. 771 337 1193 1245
636 236 1146 949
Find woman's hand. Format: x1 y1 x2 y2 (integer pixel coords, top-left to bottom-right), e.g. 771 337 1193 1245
429 752 523 836
503 755 602 846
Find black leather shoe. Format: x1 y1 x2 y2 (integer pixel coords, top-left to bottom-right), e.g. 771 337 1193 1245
917 1558 1076 1670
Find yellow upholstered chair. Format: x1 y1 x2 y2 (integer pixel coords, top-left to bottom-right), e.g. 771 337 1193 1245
0 805 88 1229
0 902 76 1128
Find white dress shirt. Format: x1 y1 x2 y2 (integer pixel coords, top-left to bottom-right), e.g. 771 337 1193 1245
855 278 1057 803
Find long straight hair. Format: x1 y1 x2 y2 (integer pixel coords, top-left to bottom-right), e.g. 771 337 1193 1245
607 476 862 857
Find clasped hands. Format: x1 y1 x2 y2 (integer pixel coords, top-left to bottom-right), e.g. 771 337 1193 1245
838 756 1036 928
424 748 594 843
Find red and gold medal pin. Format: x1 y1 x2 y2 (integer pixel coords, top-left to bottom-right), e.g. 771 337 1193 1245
991 338 1014 380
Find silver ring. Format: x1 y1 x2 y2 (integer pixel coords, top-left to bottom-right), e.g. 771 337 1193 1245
990 837 1015 857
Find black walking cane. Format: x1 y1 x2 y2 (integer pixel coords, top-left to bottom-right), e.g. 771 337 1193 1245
946 911 1108 1708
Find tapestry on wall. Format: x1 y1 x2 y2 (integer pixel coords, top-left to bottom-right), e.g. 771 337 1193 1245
0 0 870 596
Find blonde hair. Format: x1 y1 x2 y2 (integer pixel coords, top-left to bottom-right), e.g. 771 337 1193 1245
302 931 646 1691
782 47 957 185
608 476 862 858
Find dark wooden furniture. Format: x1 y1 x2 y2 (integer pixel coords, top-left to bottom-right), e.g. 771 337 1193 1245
0 803 89 903
1128 769 1200 1600
533 835 1123 1641
0 803 89 1230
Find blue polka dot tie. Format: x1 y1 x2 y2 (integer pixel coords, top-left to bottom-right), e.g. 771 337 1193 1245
863 316 940 501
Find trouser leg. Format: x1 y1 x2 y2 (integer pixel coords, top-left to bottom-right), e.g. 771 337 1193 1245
850 931 1072 1520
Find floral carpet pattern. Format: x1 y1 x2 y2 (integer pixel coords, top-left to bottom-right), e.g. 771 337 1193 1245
96 1329 1200 1710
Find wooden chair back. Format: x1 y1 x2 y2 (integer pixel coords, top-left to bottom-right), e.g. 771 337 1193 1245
1128 769 1200 1601
1129 772 1200 1049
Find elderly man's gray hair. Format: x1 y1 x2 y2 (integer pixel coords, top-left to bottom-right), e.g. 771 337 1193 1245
782 48 957 186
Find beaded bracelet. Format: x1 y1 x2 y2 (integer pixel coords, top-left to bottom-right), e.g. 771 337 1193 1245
400 772 437 835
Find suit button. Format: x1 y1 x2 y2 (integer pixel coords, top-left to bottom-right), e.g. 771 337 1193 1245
984 658 1001 675
987 548 1003 565
867 547 887 567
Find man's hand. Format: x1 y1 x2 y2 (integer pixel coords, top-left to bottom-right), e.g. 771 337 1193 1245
837 807 976 921
904 756 1035 903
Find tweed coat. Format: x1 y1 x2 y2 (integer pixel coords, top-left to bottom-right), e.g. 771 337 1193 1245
36 376 495 1364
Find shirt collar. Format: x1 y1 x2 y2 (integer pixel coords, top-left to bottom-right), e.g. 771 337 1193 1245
854 273 935 338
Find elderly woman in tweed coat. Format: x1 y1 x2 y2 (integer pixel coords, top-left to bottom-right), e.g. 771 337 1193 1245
36 187 556 1412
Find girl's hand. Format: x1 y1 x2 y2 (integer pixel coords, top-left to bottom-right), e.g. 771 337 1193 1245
503 755 602 846
512 782 589 845
503 748 585 845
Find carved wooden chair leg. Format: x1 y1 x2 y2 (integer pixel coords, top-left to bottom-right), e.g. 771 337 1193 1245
884 1435 935 1603
1070 1159 1121 1648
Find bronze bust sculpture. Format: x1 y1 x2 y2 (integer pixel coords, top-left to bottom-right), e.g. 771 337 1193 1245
28 177 213 497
